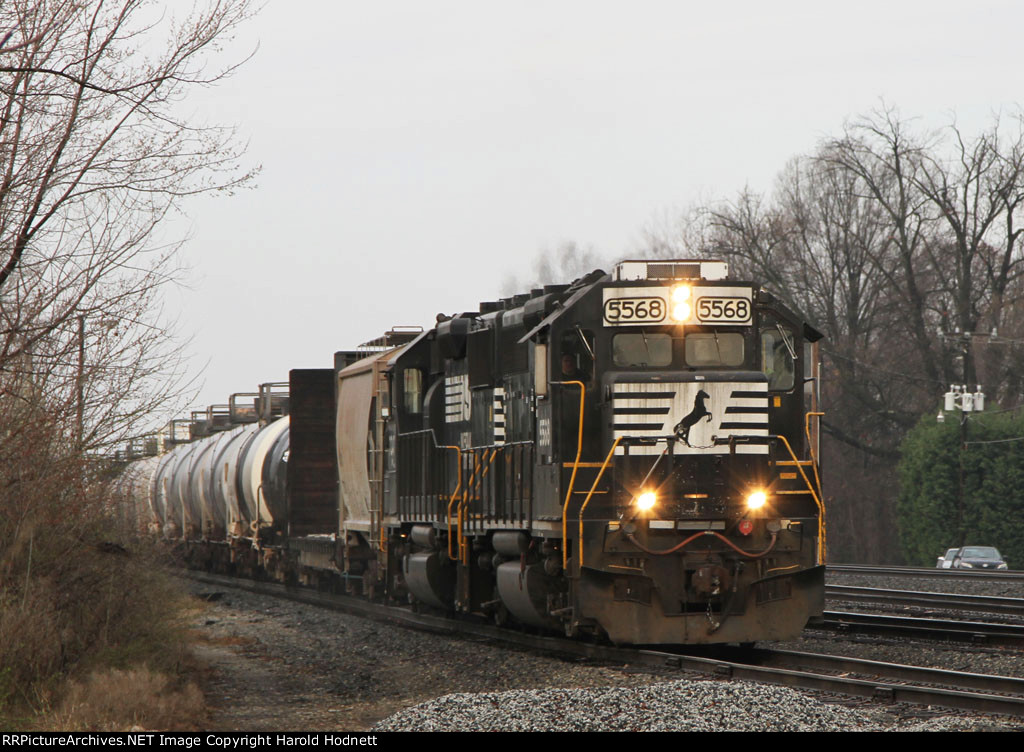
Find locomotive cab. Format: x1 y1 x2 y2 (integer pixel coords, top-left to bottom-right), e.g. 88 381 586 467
528 260 825 643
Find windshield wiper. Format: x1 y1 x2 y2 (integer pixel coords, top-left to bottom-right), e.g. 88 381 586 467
712 329 723 363
575 325 595 360
639 329 652 366
776 324 796 360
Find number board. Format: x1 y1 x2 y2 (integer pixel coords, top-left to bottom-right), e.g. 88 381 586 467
603 296 666 325
695 296 750 324
602 286 753 326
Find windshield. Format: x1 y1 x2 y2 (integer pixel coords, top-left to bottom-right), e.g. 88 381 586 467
961 547 1001 559
612 332 672 367
685 332 744 367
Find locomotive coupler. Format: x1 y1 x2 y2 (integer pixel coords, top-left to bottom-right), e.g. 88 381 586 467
706 562 743 634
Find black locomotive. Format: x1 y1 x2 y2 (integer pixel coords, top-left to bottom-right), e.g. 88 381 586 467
120 259 826 645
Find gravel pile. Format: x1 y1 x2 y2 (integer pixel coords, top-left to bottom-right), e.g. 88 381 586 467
372 680 996 732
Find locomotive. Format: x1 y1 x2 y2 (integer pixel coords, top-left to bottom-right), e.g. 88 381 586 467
119 259 826 645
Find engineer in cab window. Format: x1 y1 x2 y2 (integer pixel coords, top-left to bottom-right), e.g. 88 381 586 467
762 328 795 391
561 353 584 381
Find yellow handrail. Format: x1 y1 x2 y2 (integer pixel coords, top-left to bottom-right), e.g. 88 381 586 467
557 380 586 571
457 449 496 564
435 445 462 561
804 411 824 502
773 433 826 564
575 437 622 572
457 452 484 565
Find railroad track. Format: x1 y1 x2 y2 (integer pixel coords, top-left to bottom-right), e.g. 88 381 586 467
185 571 1024 719
685 646 1024 717
818 610 1024 648
826 584 1024 617
828 564 1024 583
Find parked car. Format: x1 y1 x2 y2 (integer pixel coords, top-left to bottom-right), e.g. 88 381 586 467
936 548 959 568
937 546 1009 570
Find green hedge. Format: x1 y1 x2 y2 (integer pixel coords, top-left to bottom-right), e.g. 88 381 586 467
897 410 1024 568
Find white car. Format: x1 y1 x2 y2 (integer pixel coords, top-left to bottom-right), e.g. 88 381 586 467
936 548 959 568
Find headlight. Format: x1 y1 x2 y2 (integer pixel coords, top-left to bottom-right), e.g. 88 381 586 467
960 562 973 568
998 563 1008 570
746 491 767 510
670 285 691 322
636 491 657 511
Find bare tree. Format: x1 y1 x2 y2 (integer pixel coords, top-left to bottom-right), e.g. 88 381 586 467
502 240 606 294
820 108 946 390
0 0 256 450
646 107 1024 561
0 1 257 702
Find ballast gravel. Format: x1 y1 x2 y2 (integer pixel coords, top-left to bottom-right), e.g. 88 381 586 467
188 578 1023 731
372 681 990 732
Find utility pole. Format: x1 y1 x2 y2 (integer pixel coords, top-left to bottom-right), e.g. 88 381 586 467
77 314 85 452
937 385 985 546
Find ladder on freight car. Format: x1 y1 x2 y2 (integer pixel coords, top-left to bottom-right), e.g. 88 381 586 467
368 368 389 555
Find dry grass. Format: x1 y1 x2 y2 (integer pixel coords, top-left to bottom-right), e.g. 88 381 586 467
39 667 206 732
0 400 210 731
0 502 201 729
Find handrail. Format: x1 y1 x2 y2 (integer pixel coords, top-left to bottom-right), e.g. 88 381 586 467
464 450 498 564
456 449 496 564
440 445 463 561
555 380 586 573
254 483 264 551
772 433 826 564
575 437 622 572
804 411 824 501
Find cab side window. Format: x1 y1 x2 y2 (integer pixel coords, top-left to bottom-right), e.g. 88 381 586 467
403 368 423 413
559 328 594 381
761 327 795 391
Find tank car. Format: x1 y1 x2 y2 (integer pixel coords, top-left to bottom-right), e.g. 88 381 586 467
118 387 291 571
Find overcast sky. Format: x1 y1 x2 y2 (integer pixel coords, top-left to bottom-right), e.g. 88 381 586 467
167 0 1024 411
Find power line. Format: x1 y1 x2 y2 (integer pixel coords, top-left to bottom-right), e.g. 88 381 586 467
965 436 1024 446
822 348 946 386
967 403 1024 417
